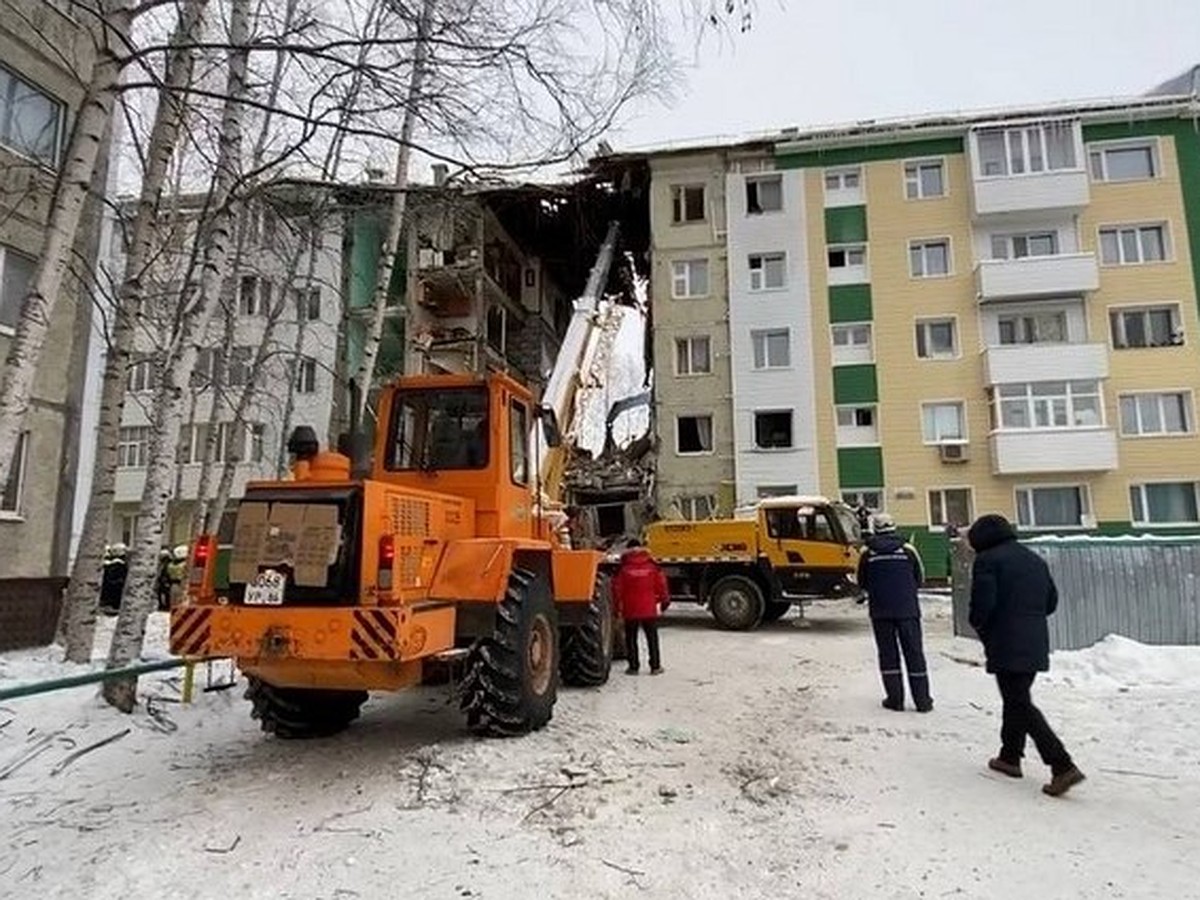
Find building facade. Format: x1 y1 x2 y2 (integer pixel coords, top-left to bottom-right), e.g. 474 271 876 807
640 94 1200 577
0 0 105 613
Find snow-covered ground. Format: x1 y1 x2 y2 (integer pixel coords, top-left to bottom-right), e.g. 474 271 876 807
2 600 1199 899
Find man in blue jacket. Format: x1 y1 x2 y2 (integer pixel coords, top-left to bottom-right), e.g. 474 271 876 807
857 514 932 713
968 513 1085 797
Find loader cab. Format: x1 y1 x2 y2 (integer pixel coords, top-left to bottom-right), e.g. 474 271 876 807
375 372 538 539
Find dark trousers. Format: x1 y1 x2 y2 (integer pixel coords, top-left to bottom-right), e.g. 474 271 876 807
872 617 931 708
995 672 1073 774
624 619 661 671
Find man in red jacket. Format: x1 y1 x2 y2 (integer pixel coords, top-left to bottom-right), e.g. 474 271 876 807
613 539 669 675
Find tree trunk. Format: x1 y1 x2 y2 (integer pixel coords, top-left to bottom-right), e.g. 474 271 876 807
0 0 132 485
103 0 250 712
60 0 208 663
351 0 434 419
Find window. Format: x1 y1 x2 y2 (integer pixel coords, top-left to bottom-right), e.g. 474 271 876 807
1 431 28 516
677 494 715 521
1119 392 1192 436
510 400 529 485
831 323 873 365
227 346 253 387
1099 225 1168 265
295 357 317 394
998 311 1067 345
675 336 712 376
1089 142 1159 182
191 348 218 389
247 423 265 463
921 402 966 443
296 287 321 321
757 484 797 499
671 184 706 223
676 415 713 455
828 245 866 271
905 159 945 199
835 405 878 445
1109 305 1183 349
1130 482 1200 525
239 275 262 316
915 318 957 359
993 381 1102 430
824 167 863 205
1016 486 1089 529
749 253 786 291
842 489 883 511
178 424 235 465
751 329 790 369
753 410 793 450
671 259 709 299
387 386 490 471
909 239 950 277
0 64 64 166
126 357 158 393
990 232 1058 259
119 514 140 546
976 122 1077 177
746 175 783 214
0 243 35 332
117 426 151 468
928 488 973 529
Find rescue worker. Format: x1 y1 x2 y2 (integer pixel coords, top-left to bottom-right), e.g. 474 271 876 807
165 545 188 608
155 549 173 611
99 543 128 615
856 513 933 712
612 539 669 675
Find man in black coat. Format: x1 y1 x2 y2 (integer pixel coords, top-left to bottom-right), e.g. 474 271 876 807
968 513 1086 797
857 514 932 713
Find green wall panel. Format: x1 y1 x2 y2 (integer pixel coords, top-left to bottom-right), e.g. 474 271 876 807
777 136 965 170
824 205 868 244
828 284 872 322
837 447 884 490
832 364 878 404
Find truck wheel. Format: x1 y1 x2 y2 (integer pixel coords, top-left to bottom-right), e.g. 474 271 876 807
709 575 765 631
462 568 558 736
761 599 792 623
560 574 614 687
245 677 367 739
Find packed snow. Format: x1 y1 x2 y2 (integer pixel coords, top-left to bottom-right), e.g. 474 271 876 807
2 601 1199 899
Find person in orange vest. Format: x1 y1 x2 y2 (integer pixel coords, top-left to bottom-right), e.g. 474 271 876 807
612 539 670 675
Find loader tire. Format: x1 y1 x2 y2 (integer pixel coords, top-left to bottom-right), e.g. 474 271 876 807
560 574 614 687
245 677 367 739
461 568 558 736
761 600 792 624
709 575 765 631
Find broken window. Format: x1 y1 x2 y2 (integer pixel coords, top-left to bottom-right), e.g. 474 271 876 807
671 184 706 224
753 410 793 450
676 415 713 454
746 175 783 214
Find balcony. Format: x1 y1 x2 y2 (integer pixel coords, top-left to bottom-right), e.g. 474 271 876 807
989 429 1118 475
976 253 1099 301
971 170 1090 217
983 342 1109 385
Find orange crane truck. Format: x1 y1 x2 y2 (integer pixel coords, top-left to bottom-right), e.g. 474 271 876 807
169 372 614 738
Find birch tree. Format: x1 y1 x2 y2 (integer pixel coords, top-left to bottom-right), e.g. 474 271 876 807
0 0 133 484
60 0 210 663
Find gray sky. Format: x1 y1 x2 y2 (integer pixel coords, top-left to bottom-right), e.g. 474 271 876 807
611 0 1200 150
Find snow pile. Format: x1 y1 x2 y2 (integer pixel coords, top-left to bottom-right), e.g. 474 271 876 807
1046 634 1200 692
0 614 171 688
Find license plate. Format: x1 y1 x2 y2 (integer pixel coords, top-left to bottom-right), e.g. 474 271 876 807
245 569 286 606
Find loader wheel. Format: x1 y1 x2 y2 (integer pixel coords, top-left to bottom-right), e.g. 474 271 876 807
560 574 614 687
245 677 367 740
709 575 765 631
461 568 558 736
761 600 792 624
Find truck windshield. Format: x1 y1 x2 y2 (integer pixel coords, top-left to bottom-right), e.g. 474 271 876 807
387 387 489 471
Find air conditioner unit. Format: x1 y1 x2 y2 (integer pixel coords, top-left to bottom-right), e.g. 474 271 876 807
939 442 970 463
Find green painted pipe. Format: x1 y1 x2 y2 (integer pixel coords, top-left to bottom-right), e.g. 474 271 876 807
0 657 201 702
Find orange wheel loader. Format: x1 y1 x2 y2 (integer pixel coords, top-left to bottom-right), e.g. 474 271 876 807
169 372 613 738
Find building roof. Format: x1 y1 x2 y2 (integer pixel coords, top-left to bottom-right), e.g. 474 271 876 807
1147 64 1200 97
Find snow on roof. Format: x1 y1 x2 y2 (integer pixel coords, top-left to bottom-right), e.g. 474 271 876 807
751 494 837 509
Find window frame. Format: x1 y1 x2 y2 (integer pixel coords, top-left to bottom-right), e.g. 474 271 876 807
1088 139 1161 183
830 322 874 365
914 316 959 360
0 63 66 168
974 121 1080 179
295 356 318 394
823 166 864 206
0 430 29 518
752 409 795 451
677 494 716 521
750 328 791 370
841 489 884 512
670 258 710 299
1097 223 1171 266
909 237 953 279
675 413 714 456
1117 390 1194 437
117 426 151 469
920 400 968 445
834 403 879 446
748 252 787 292
670 183 707 224
674 334 713 377
926 486 975 532
1128 480 1200 527
1108 303 1184 350
903 158 947 200
745 174 783 215
997 309 1070 346
1014 484 1092 531
990 231 1060 260
991 380 1105 431
0 242 37 336
509 399 530 486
